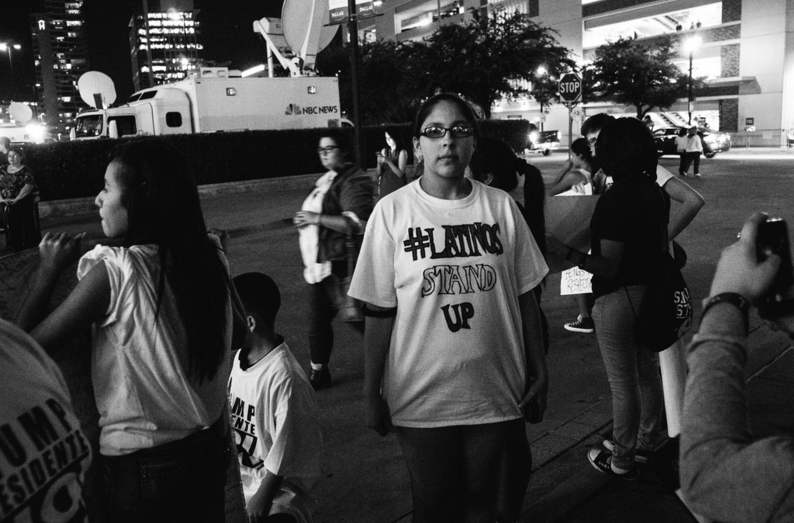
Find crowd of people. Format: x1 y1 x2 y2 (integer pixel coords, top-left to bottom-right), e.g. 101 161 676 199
1 93 792 523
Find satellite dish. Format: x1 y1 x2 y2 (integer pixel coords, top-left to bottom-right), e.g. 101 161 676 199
78 71 117 109
282 0 339 57
8 102 33 124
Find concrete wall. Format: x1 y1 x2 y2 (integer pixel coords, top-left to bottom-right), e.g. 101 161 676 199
738 0 788 130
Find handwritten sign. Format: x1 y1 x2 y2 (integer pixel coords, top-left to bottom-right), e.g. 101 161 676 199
560 266 593 295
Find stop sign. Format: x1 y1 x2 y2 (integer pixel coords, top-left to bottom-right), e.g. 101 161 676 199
558 73 582 103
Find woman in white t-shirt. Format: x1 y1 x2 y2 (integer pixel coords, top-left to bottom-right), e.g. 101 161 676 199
349 94 549 523
17 139 243 523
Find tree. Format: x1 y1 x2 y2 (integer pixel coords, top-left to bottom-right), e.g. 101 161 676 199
587 35 700 119
413 8 574 119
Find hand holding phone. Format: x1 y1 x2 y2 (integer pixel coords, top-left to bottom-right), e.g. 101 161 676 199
756 217 794 318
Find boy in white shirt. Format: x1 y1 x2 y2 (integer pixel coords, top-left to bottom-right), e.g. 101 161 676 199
229 272 324 523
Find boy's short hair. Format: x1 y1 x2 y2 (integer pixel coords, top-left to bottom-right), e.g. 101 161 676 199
233 272 281 326
580 113 615 136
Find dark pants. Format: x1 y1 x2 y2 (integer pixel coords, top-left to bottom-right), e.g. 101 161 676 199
681 152 701 175
307 260 364 365
395 419 520 523
103 417 231 523
3 195 41 250
678 152 687 174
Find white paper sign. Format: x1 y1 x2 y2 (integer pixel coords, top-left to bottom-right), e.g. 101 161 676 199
560 266 593 295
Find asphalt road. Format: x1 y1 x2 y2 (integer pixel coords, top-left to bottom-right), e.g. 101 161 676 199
24 147 794 522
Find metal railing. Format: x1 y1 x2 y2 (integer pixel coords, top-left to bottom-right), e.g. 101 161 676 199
730 129 793 148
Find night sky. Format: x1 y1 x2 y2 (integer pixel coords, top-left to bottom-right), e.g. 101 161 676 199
0 0 283 103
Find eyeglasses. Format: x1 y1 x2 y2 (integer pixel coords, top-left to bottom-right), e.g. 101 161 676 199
420 126 474 139
587 137 598 146
317 146 340 155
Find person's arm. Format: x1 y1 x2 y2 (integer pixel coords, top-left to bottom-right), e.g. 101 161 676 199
546 234 624 280
245 470 284 523
383 150 408 179
11 183 34 204
545 161 578 196
16 233 109 353
363 304 396 437
662 177 705 240
680 213 794 522
517 290 547 422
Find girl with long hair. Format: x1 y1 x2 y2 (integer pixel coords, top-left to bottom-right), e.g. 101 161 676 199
18 139 241 522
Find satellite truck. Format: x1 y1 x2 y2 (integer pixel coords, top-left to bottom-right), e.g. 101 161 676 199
73 70 344 139
74 0 344 140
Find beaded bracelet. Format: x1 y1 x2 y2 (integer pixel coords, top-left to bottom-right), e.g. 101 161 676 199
701 292 750 334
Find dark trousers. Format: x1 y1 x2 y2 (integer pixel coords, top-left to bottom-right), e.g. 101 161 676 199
681 152 701 175
103 417 231 523
3 195 41 250
678 152 687 174
307 260 364 365
395 419 520 523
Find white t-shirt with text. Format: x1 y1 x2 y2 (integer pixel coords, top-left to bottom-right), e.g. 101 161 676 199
348 180 548 427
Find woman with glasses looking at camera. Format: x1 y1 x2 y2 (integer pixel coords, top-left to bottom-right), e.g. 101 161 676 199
349 94 549 523
293 129 374 390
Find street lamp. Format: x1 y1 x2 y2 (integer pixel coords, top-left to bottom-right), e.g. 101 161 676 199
0 42 21 101
683 35 701 125
536 65 547 131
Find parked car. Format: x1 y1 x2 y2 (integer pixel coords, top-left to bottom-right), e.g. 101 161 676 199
653 126 731 158
524 124 560 156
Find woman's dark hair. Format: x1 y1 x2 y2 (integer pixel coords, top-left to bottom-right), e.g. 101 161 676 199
519 159 546 256
412 93 481 140
319 128 356 164
384 131 406 153
7 146 25 162
595 118 658 181
570 137 599 173
469 137 518 193
108 139 230 383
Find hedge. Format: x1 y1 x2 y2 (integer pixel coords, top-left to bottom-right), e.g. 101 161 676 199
21 119 531 201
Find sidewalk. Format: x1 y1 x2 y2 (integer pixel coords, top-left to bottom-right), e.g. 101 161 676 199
22 167 794 522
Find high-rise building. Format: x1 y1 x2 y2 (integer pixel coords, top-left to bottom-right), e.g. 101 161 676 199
30 0 91 135
129 0 202 92
359 0 794 139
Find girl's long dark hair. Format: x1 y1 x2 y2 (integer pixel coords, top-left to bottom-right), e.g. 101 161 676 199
570 137 599 173
109 139 229 383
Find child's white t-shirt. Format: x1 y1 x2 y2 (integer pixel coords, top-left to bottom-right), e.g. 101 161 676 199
229 342 323 522
348 180 548 427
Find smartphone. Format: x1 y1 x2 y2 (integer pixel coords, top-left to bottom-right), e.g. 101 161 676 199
756 217 794 318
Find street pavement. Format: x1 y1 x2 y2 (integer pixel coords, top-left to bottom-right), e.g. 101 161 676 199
13 147 794 522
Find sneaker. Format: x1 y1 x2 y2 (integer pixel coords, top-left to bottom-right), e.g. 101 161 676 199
679 171 687 177
564 315 595 333
587 448 640 481
694 173 702 178
602 439 652 464
309 367 332 391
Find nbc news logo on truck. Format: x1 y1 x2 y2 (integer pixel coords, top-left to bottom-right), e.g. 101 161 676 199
285 103 339 116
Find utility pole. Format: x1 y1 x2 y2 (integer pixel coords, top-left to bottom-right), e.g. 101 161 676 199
347 0 365 164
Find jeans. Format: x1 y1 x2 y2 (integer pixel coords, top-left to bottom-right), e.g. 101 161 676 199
103 417 231 523
593 286 663 470
307 260 364 365
682 152 701 174
395 419 520 523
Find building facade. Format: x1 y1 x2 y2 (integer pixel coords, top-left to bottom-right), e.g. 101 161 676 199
30 0 91 135
355 0 794 139
129 0 202 92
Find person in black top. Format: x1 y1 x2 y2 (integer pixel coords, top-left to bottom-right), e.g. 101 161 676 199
548 117 668 479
